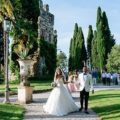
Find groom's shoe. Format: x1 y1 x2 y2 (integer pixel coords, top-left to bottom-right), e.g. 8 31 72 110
84 110 89 114
79 108 83 112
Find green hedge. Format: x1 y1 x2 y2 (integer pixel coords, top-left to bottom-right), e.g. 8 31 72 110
39 38 57 76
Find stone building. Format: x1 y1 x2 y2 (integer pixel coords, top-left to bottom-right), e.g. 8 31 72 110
38 0 57 44
36 0 57 76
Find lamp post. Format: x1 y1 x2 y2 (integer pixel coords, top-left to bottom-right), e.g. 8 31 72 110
3 18 11 103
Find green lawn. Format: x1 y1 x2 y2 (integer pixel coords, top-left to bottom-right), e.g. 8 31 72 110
0 79 52 95
89 90 120 120
0 103 25 120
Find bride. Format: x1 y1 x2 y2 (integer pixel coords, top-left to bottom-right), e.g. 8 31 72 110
43 67 79 116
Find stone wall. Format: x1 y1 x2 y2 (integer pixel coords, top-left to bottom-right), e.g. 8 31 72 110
36 0 57 77
38 0 57 44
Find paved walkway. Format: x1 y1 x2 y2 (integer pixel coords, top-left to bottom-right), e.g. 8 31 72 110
0 85 120 120
24 92 100 120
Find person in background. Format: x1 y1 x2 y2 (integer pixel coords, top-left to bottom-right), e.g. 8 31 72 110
67 70 79 92
92 68 98 85
73 70 79 91
101 71 107 85
113 72 118 85
67 71 75 92
106 72 111 86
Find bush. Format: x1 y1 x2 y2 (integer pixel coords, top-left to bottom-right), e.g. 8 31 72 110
28 75 53 82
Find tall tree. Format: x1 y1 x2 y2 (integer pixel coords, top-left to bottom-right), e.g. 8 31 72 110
79 27 87 68
69 24 87 71
95 7 115 72
91 30 98 68
0 0 15 21
96 7 105 72
87 25 93 65
106 45 120 73
9 0 40 54
69 23 78 71
69 38 73 71
96 20 106 72
74 27 82 70
96 6 102 28
102 11 115 63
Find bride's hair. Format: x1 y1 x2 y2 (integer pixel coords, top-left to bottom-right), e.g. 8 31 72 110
54 67 66 81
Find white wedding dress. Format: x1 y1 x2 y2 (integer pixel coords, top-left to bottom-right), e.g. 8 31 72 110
43 78 79 116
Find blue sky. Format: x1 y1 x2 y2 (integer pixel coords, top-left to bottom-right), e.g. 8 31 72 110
44 0 120 56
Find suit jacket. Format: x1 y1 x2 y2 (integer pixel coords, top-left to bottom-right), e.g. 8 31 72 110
78 73 94 92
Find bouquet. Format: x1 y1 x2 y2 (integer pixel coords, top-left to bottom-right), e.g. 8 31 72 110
51 82 57 87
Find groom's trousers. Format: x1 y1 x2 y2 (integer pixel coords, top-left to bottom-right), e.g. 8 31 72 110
80 88 89 110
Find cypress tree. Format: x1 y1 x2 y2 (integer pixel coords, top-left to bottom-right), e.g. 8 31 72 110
91 30 98 68
69 23 78 71
73 23 78 69
74 27 82 70
69 38 73 71
102 11 115 63
96 7 115 72
96 20 106 72
81 29 87 67
96 6 102 28
76 27 87 69
69 24 87 71
96 7 106 72
73 23 78 39
87 25 93 66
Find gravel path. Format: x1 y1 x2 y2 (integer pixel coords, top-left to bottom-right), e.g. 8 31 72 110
24 92 100 120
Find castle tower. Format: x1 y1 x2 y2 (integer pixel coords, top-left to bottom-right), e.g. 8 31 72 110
38 0 57 44
36 0 57 77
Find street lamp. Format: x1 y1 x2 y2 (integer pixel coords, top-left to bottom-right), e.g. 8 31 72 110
3 18 12 103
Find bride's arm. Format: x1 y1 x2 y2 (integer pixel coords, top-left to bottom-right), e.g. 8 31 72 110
63 76 70 84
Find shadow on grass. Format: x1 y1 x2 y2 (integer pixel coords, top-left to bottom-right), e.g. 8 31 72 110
90 93 120 101
0 104 25 120
92 104 120 120
103 114 120 120
0 111 24 120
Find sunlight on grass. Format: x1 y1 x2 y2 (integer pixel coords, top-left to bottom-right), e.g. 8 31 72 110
0 79 52 94
0 103 25 120
89 90 120 120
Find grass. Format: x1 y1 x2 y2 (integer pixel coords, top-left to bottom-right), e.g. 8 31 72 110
0 78 53 95
0 77 53 119
0 103 25 120
89 90 120 120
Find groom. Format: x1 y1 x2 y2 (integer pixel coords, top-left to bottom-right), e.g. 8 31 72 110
78 66 94 114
